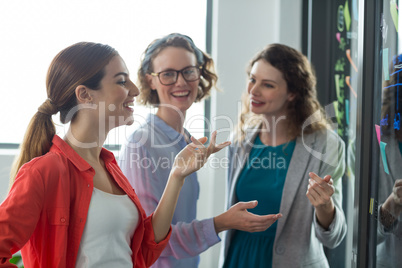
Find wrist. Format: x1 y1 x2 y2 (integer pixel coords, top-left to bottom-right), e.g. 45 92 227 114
380 205 398 229
383 194 402 217
316 199 335 213
169 170 186 183
213 214 226 234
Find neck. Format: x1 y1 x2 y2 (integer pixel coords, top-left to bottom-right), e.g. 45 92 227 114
259 114 290 146
156 107 186 133
64 120 107 163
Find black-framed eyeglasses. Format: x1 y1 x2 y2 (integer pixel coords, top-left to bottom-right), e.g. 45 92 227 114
151 66 202 85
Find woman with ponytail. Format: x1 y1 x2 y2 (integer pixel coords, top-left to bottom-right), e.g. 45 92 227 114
0 42 228 268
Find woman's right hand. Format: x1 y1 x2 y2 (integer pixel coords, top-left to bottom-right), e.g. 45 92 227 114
213 201 282 233
171 131 230 180
391 179 402 206
382 179 402 218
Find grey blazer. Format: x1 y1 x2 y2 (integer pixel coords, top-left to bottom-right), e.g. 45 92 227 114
219 127 347 268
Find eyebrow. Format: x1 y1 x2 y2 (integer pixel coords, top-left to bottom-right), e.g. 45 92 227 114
114 72 129 78
261 79 277 84
159 65 195 72
250 74 277 84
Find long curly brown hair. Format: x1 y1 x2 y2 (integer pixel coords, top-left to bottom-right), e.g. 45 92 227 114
137 33 218 106
236 43 328 142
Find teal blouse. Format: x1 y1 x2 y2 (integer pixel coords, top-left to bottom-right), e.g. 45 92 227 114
223 136 296 268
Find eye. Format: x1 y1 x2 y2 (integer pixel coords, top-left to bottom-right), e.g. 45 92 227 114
183 68 195 75
161 71 176 78
118 81 127 87
264 83 274 88
249 77 256 83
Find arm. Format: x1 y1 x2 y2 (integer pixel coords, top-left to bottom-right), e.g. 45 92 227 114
379 179 402 230
307 173 335 229
214 201 281 233
151 134 229 242
0 165 44 267
306 132 347 248
119 132 227 258
215 137 281 234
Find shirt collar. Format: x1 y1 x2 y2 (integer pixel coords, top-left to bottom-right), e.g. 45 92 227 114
50 135 116 171
146 113 190 143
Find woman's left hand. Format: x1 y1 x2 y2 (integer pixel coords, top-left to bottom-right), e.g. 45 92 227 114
306 172 335 209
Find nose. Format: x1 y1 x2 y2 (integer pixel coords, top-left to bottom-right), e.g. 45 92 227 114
128 80 139 97
175 72 187 86
248 82 260 96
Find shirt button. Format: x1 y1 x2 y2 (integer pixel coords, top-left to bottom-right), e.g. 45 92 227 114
87 184 90 187
60 217 66 223
276 246 285 255
80 218 83 223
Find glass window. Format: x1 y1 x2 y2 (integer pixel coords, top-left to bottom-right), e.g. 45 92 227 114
326 1 360 267
375 0 402 267
307 0 360 266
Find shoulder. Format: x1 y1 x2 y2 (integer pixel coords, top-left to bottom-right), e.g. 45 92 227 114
29 151 68 169
16 151 68 182
308 129 345 149
125 122 155 148
129 123 151 140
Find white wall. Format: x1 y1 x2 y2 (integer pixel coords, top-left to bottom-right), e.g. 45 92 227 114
197 0 302 267
0 154 15 202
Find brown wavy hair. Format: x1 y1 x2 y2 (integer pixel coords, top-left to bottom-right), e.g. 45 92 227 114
236 43 328 142
137 33 218 106
10 42 118 185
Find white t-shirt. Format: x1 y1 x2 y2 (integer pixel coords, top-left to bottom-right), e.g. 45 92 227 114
75 187 139 268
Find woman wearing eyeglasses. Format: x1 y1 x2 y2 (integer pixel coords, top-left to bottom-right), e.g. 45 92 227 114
118 33 281 268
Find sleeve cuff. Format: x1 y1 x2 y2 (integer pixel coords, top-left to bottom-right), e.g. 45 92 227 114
202 218 221 246
143 213 172 249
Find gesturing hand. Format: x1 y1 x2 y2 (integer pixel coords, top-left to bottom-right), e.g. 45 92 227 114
391 179 402 206
382 179 402 218
171 131 230 179
214 201 282 233
306 172 335 209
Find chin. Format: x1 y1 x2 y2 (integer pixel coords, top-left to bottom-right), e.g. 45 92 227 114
114 115 134 127
250 107 263 115
124 116 135 126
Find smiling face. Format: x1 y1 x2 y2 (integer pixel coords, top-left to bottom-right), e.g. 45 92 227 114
147 47 199 115
247 59 294 118
90 55 139 128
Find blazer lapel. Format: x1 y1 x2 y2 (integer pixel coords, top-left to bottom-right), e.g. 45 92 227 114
228 127 260 206
275 132 316 238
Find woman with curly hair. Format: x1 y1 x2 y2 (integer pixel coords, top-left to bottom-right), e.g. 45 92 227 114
119 33 280 268
220 43 347 268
